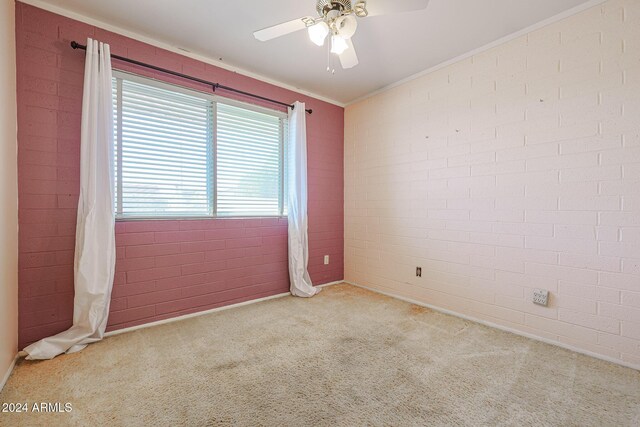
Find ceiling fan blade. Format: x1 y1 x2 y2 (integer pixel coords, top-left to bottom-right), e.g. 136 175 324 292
364 0 430 17
253 16 314 41
339 39 359 69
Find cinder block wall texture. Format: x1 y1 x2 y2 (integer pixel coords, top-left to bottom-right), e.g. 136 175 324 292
16 3 344 349
345 0 640 367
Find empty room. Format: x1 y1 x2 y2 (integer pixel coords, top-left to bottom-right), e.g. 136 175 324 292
1 0 639 425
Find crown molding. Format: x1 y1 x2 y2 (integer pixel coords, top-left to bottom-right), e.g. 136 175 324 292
347 0 608 107
17 0 346 108
17 0 607 110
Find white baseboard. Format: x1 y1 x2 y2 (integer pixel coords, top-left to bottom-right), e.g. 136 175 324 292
0 354 20 393
316 280 343 288
345 280 640 372
105 291 291 338
105 280 344 338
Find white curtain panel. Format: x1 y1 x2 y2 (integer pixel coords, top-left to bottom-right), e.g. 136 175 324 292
287 102 319 298
24 39 116 360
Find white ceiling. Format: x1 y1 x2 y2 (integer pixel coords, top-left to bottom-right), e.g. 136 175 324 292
34 0 598 105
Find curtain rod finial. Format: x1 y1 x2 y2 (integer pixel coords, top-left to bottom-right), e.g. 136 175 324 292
292 104 313 114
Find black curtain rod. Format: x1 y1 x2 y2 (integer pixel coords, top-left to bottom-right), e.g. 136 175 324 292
70 41 312 114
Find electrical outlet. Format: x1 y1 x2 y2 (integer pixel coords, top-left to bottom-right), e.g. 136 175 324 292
324 255 330 265
416 267 422 277
533 288 549 306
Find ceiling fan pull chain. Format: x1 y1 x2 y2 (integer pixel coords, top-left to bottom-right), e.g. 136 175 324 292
326 34 336 75
326 39 331 73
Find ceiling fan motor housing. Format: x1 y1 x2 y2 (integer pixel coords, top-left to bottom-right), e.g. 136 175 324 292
316 0 352 16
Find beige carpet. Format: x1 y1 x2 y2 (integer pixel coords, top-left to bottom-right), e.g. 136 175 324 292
1 284 639 426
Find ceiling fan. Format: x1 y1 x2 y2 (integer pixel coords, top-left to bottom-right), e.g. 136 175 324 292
253 0 430 70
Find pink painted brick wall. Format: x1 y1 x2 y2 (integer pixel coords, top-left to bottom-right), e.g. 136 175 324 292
15 2 344 349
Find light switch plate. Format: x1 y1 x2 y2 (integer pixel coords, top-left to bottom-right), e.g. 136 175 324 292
324 255 330 265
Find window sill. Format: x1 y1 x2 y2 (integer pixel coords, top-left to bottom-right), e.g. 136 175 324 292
115 215 287 222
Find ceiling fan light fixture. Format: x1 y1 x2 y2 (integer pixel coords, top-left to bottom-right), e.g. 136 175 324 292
308 21 330 46
335 15 358 39
330 34 349 55
254 0 431 71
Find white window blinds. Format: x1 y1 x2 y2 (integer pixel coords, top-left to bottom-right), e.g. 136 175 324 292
112 72 287 219
217 103 284 216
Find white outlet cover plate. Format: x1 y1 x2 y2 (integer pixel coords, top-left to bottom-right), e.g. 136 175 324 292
533 288 549 306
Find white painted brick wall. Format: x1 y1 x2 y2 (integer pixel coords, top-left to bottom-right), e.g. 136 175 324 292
344 0 640 367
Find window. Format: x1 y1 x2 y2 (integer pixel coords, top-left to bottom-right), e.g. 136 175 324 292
217 103 285 216
112 72 287 218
